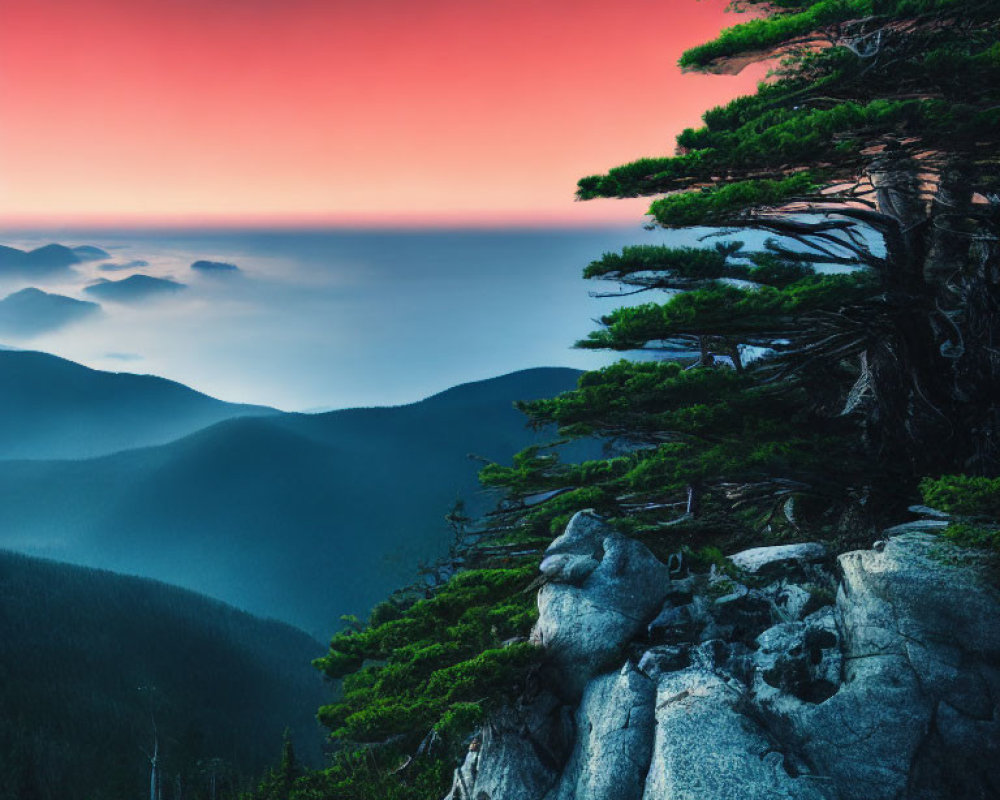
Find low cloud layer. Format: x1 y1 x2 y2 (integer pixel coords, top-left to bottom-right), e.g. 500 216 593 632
99 259 151 272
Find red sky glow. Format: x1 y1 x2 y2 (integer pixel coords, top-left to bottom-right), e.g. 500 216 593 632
0 0 764 225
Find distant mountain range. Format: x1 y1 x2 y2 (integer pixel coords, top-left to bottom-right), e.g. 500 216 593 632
0 243 108 275
191 259 240 272
0 288 100 338
85 274 187 302
70 245 112 262
0 351 581 635
0 549 326 800
0 350 275 459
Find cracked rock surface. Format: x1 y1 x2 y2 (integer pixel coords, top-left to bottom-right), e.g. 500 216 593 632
545 662 655 800
444 515 1000 800
531 511 673 698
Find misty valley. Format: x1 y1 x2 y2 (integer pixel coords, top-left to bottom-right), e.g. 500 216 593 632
0 343 587 798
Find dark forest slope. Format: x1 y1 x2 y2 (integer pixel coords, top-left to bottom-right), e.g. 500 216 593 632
0 550 327 800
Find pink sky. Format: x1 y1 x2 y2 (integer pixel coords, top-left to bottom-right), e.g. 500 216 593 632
0 0 763 225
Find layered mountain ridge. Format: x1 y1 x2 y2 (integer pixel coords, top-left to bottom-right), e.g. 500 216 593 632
0 351 582 635
0 349 276 460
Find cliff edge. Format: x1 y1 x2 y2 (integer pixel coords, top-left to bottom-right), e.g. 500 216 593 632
445 512 1000 800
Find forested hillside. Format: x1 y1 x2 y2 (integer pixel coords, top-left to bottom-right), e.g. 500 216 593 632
0 550 327 800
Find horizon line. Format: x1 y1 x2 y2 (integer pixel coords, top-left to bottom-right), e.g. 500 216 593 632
0 207 652 232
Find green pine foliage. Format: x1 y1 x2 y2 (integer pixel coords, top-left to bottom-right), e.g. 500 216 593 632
262 569 541 800
314 567 538 744
938 521 1000 552
571 0 1000 480
514 361 749 437
583 243 745 281
576 272 876 349
255 732 304 800
920 475 1000 553
920 475 1000 517
480 360 869 549
680 0 1000 71
581 4 1000 219
488 0 1000 553
681 0 873 71
648 174 822 226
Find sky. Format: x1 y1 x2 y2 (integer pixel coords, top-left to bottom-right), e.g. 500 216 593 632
0 0 764 225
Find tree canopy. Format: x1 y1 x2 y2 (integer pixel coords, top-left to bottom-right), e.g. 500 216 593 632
487 0 1000 543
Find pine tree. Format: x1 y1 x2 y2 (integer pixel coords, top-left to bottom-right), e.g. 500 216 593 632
582 0 1000 463
254 731 301 800
276 731 298 796
487 0 1000 540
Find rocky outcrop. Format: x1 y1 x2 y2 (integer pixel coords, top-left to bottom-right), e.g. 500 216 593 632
445 692 571 800
643 668 829 800
531 511 673 698
727 541 827 576
802 534 1000 799
446 512 1000 800
546 663 656 800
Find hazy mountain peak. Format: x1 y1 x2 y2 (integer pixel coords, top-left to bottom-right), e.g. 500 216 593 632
0 288 100 338
84 273 187 302
0 349 275 459
0 242 81 275
191 258 240 272
70 244 111 261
